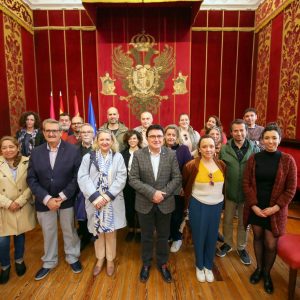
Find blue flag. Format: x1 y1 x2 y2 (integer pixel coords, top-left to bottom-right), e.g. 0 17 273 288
88 94 97 134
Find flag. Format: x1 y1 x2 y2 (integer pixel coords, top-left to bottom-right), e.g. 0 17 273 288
50 91 55 119
59 91 64 115
74 92 80 117
88 93 97 134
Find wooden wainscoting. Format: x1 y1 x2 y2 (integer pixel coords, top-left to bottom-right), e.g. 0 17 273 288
1 207 300 300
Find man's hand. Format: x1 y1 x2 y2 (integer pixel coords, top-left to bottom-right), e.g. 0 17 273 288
152 191 166 203
47 198 62 211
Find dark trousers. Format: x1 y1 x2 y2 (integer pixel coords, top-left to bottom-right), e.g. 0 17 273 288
78 220 92 243
138 205 171 267
170 195 184 241
124 184 139 229
189 197 223 270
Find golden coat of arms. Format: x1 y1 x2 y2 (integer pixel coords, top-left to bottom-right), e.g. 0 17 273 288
112 32 175 116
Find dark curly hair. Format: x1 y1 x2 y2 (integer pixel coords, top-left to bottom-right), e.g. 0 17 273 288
261 122 282 139
123 130 143 149
19 111 41 129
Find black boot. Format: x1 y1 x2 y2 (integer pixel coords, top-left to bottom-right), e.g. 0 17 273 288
0 266 11 284
15 261 26 276
249 268 262 284
263 271 274 294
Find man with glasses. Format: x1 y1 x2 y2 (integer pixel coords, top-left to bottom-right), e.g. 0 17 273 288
27 119 82 280
129 124 181 283
216 119 259 265
67 116 84 145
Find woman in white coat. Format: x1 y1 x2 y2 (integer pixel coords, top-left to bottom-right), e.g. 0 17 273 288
0 136 36 284
78 129 126 277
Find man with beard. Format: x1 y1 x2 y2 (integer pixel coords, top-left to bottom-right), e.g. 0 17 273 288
59 113 73 141
67 116 84 145
99 107 128 151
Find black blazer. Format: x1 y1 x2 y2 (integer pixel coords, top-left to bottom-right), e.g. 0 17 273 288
27 140 82 212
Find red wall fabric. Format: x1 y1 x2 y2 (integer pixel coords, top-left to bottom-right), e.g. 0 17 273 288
253 0 300 140
33 10 97 122
96 7 192 129
0 12 10 137
191 10 255 134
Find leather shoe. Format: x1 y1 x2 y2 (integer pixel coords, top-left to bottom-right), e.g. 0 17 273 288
158 264 172 283
249 268 262 284
263 272 274 294
139 265 150 283
0 267 10 284
106 260 115 277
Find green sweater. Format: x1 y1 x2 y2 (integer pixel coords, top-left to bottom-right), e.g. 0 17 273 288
219 139 260 203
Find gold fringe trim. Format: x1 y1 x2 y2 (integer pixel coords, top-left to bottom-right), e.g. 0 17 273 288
0 5 33 34
192 27 254 32
83 0 200 3
255 0 295 33
33 25 96 31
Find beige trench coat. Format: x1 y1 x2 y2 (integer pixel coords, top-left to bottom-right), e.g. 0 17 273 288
0 156 36 236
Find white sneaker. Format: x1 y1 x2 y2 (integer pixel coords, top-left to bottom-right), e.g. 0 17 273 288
196 268 205 282
204 268 214 282
170 240 182 253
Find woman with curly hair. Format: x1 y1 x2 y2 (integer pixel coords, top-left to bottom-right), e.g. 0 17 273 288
16 111 45 156
200 115 227 145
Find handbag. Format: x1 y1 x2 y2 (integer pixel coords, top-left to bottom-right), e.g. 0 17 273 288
74 191 87 221
179 210 193 246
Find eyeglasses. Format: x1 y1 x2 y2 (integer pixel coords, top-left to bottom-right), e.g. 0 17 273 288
44 129 60 134
183 134 188 141
148 135 164 139
72 122 83 125
208 173 214 186
81 131 94 134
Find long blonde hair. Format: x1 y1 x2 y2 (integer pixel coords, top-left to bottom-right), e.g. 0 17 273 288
93 129 119 153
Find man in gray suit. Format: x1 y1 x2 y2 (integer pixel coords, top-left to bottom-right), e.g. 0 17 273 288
129 124 182 283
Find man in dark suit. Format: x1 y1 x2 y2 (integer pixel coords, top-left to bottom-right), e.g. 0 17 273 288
129 124 182 283
27 119 82 280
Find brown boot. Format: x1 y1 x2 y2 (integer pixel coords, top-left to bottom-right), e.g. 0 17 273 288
106 260 115 277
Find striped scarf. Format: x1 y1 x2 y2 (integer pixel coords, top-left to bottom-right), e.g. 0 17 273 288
94 150 115 233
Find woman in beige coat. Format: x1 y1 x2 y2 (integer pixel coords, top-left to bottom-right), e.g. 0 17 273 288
0 136 36 284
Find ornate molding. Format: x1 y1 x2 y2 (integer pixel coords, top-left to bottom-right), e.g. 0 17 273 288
255 0 295 32
0 0 33 34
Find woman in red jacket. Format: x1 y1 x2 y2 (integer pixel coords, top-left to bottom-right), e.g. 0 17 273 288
243 123 297 294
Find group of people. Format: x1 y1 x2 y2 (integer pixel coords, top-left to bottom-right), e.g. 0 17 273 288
0 107 297 296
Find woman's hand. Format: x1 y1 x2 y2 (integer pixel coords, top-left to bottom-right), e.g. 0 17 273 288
8 202 21 212
251 205 267 217
262 205 280 216
93 197 107 209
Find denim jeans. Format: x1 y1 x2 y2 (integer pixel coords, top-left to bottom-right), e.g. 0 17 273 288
0 234 25 267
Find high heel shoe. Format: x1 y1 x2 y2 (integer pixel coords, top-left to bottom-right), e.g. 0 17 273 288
93 259 104 276
106 260 115 277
